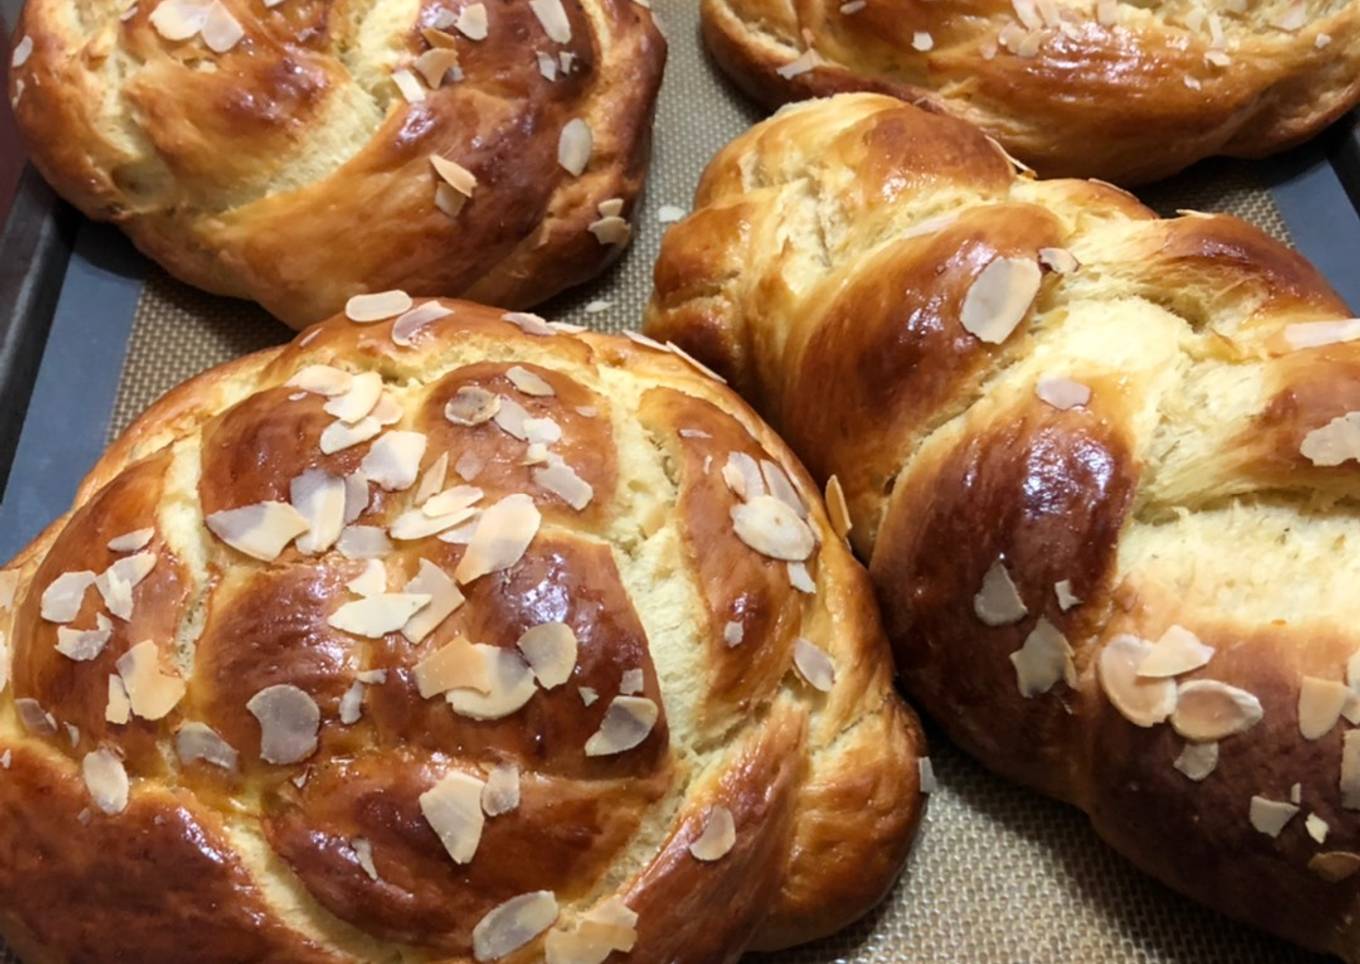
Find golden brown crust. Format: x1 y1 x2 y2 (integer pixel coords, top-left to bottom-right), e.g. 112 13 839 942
646 93 1360 957
0 297 924 962
6 0 665 327
700 0 1360 183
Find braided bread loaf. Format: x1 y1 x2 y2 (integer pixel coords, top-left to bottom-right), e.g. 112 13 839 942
701 0 1360 183
7 0 663 327
646 92 1360 956
0 297 924 963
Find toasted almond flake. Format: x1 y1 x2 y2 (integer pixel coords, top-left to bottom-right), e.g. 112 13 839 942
760 459 805 517
559 49 575 71
1291 782 1303 803
420 770 486 863
323 371 382 424
82 749 129 814
723 451 765 500
503 367 553 399
1271 0 1306 30
911 30 933 50
343 837 379 881
533 459 594 510
840 0 866 10
347 290 413 323
516 623 578 689
415 636 493 698
456 1 488 39
481 762 520 816
0 570 17 610
503 311 554 336
288 470 345 555
1305 812 1329 843
1173 740 1218 781
793 637 835 692
689 805 735 861
16 698 56 735
337 679 365 725
449 646 537 719
150 0 210 41
455 494 541 583
200 0 243 52
579 686 598 706
360 432 427 492
41 570 96 623
108 528 155 553
529 0 570 41
1038 247 1079 274
775 48 819 78
393 68 425 102
320 416 384 453
1313 851 1360 882
1317 32 1332 48
1035 376 1091 410
435 183 467 218
56 613 113 662
537 50 558 80
1249 796 1298 837
557 118 592 176
12 35 33 67
424 484 485 518
1205 49 1231 67
357 668 388 684
431 154 477 197
731 495 815 561
583 299 610 314
438 519 480 544
330 593 430 638
614 669 643 696
414 452 450 507
403 559 464 642
337 525 392 559
822 476 852 541
95 551 157 621
1170 679 1263 741
1299 676 1349 740
1283 319 1360 350
598 198 625 218
415 46 460 88
1010 617 1075 697
1343 730 1360 809
1098 635 1178 727
585 695 658 755
247 684 319 764
545 898 637 962
288 364 352 396
206 501 309 561
1301 412 1360 467
446 386 500 426
474 891 559 962
1137 624 1214 678
176 722 238 770
973 559 1027 626
588 216 631 246
960 257 1042 344
0 750 9 768
576 405 597 417
393 301 454 348
116 640 185 720
64 723 79 747
723 621 744 647
106 675 132 724
787 561 815 594
1054 579 1080 611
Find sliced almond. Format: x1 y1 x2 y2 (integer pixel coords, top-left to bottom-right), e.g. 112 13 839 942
446 386 500 426
787 561 815 594
352 837 380 880
731 495 815 561
414 636 493 698
584 696 658 756
454 494 541 584
246 684 320 764
115 640 186 721
393 301 455 348
1038 247 1079 274
323 371 383 424
688 805 735 861
345 472 371 522
579 686 598 706
390 505 479 541
149 0 209 41
106 675 132 724
588 216 631 246
503 311 554 336
175 721 238 770
824 475 851 539
1098 634 1177 727
1310 852 1360 882
200 0 243 52
107 528 155 553
1054 580 1081 611
392 67 425 102
82 749 129 815
287 364 352 396
436 182 467 218
448 646 537 720
56 613 114 662
329 593 431 638
1010 617 1075 697
1343 730 1360 809
346 290 413 323
619 669 644 695
557 118 592 176
973 558 1027 626
339 680 365 724
1291 782 1303 804
1300 412 1360 467
337 524 392 559
1299 676 1349 740
960 256 1042 344
517 622 577 688
723 621 744 647
473 891 559 962
16 698 56 734
40 570 96 623
506 365 555 397
455 2 488 39
205 501 309 561
419 770 486 864
431 155 477 197
1249 796 1298 837
1137 624 1214 678
545 898 637 962
94 550 157 621
1173 740 1218 781
0 570 18 610
1307 813 1330 844
360 431 427 491
414 47 460 88
290 469 346 555
1035 376 1090 411
760 459 805 518
402 559 464 643
919 757 938 793
481 762 520 816
320 416 382 454
1283 319 1360 350
11 35 33 67
529 0 571 41
1170 679 1263 741
792 637 835 692
414 452 451 507
533 459 593 510
456 451 484 482
722 451 765 500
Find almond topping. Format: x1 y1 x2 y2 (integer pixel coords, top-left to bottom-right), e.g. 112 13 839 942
107 528 155 553
1299 676 1349 740
12 35 33 67
557 118 592 176
688 805 735 861
1170 680 1263 741
206 501 309 561
1310 852 1360 882
825 474 852 539
584 696 658 756
1342 730 1360 809
588 216 631 246
40 570 96 623
82 749 129 815
320 417 382 454
1307 813 1330 844
323 371 382 424
1035 376 1090 410
448 646 538 719
390 505 479 541
1098 635 1177 727
290 470 346 555
503 311 554 336
402 559 464 643
793 637 835 692
329 593 431 638
393 301 455 347
544 898 637 963
533 458 594 510
413 456 451 511
731 495 815 561
346 290 412 323
288 365 352 396
360 431 427 491
337 680 365 724
246 684 320 764
414 636 492 698
175 722 238 770
481 762 520 816
1173 741 1218 781
431 155 477 199
517 622 578 689
1249 796 1298 837
1283 319 1360 350
787 562 815 593
115 640 186 720
420 770 486 864
94 550 157 620
414 47 460 88
200 1 243 52
529 0 571 42
760 459 805 518
149 0 209 41
960 257 1042 344
1137 625 1214 678
337 525 392 559
919 757 938 793
973 558 1027 626
722 451 765 500
1010 617 1076 697
454 494 541 584
506 365 555 397
1038 247 1079 274
56 613 113 662
723 621 744 647
1054 580 1080 610
1301 412 1360 467
619 668 644 695
106 675 132 724
392 68 425 102
16 698 56 734
446 386 501 426
456 2 488 39
473 891 559 962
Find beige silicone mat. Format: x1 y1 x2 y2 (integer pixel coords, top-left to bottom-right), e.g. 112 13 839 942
94 3 1317 962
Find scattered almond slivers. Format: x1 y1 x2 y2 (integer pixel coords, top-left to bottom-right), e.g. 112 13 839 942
688 805 736 861
824 474 852 540
414 636 491 698
517 622 578 688
973 558 1027 626
792 637 835 693
1097 635 1177 727
481 762 520 816
473 891 559 962
420 770 486 864
959 256 1042 344
346 289 412 323
585 695 658 756
1173 741 1218 781
206 501 310 561
731 495 814 561
1299 675 1350 740
176 721 239 770
529 0 571 42
329 593 431 638
402 559 464 642
40 570 96 623
454 493 541 584
1135 624 1214 678
116 640 186 720
82 749 129 815
246 684 319 764
1010 617 1075 697
448 646 538 720
1169 679 1263 741
1300 411 1360 467
544 897 637 963
558 118 592 176
1249 795 1298 837
1283 318 1360 350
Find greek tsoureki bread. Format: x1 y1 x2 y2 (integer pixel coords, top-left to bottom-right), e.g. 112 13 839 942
700 0 1360 183
6 0 663 327
647 93 1360 957
0 297 925 962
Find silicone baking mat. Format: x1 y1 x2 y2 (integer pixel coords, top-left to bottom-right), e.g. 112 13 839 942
92 3 1317 962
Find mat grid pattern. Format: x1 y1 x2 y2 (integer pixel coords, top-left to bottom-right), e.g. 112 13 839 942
92 4 1319 963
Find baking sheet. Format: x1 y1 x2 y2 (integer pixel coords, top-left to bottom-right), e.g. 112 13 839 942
13 1 1342 961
